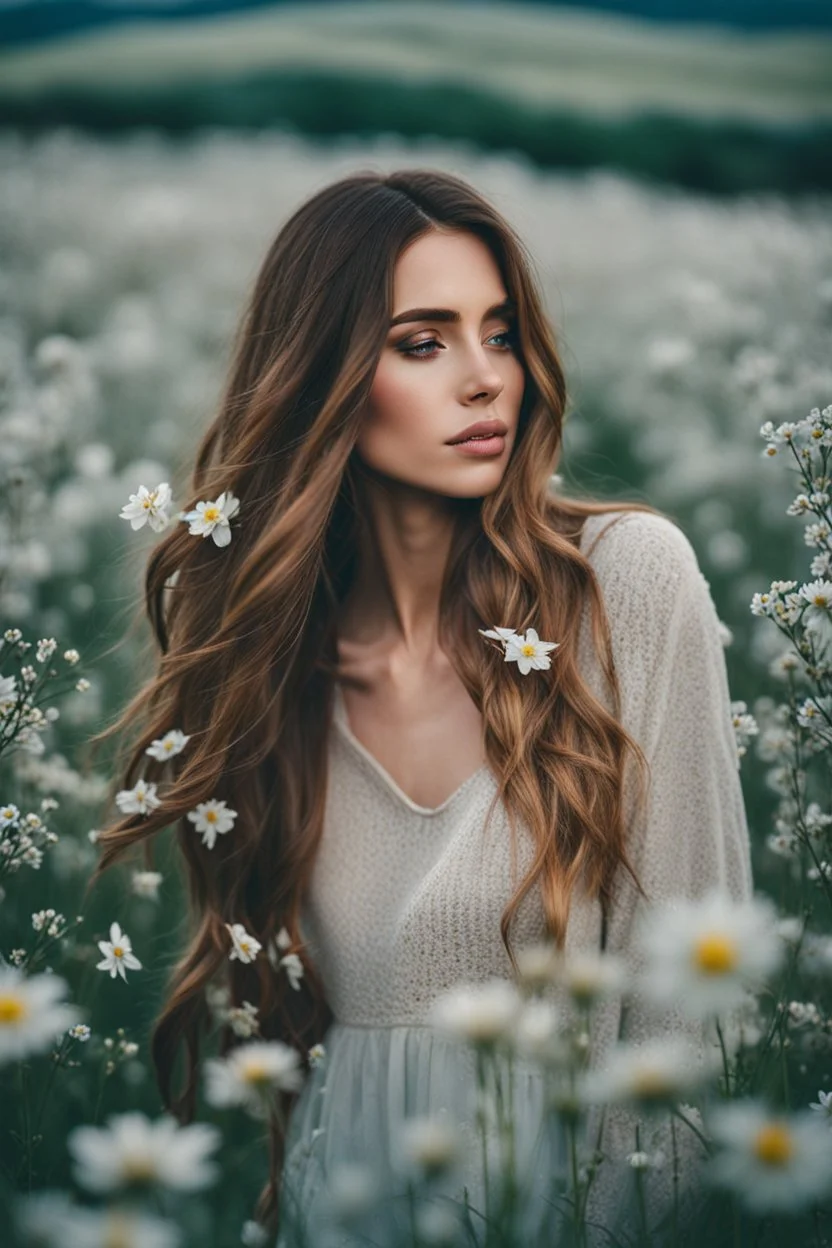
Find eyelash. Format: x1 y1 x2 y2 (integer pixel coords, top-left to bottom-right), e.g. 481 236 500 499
398 329 517 359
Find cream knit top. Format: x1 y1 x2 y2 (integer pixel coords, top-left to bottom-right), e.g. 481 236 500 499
279 509 754 1248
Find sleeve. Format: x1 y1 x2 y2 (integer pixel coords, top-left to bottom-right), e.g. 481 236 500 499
577 512 754 1246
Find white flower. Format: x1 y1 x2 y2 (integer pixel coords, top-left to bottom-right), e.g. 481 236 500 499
187 798 238 850
222 1000 260 1039
554 948 629 1006
478 626 521 644
241 1220 269 1247
706 1100 832 1212
181 490 240 548
800 578 832 646
145 730 190 761
96 922 142 981
504 627 560 673
119 482 174 533
326 1162 381 1224
69 1023 91 1041
515 940 560 992
582 1036 717 1111
226 922 262 964
634 890 784 1019
427 978 521 1048
0 966 81 1064
308 1042 326 1068
18 1196 182 1248
68 1111 220 1193
278 951 304 991
115 779 162 817
0 803 20 827
394 1114 462 1180
511 998 567 1067
131 870 163 900
204 1040 304 1118
0 674 18 703
809 1090 832 1125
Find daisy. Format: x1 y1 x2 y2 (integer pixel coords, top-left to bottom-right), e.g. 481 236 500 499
96 922 142 982
478 626 521 645
511 998 568 1068
145 729 190 761
0 966 81 1064
809 1090 832 1126
180 490 240 548
634 889 784 1019
204 1039 304 1118
119 483 173 534
115 779 162 817
553 949 629 1007
394 1114 462 1180
131 870 163 900
226 922 262 964
581 1035 717 1112
18 1198 182 1248
427 978 521 1049
68 1111 220 1194
187 798 237 850
505 628 560 674
799 578 832 648
706 1099 832 1213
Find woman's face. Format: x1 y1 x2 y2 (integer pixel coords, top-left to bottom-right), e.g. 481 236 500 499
355 228 526 498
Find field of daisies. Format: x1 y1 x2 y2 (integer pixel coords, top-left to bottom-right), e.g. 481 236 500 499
2 124 832 1248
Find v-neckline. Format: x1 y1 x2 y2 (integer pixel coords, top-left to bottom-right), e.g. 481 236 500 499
331 683 490 818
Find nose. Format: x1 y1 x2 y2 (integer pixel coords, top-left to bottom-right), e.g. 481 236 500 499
463 347 505 404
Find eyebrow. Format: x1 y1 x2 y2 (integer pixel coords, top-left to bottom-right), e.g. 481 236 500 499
389 297 516 328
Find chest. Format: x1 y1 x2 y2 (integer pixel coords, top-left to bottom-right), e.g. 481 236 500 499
335 664 486 811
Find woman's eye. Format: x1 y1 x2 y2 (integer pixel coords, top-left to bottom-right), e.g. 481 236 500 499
399 329 516 359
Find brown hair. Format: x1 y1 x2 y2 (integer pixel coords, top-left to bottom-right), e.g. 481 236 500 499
85 168 664 1231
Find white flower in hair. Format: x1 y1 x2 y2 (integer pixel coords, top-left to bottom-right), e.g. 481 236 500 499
226 922 262 965
119 482 173 533
180 491 240 548
479 625 560 674
146 729 190 761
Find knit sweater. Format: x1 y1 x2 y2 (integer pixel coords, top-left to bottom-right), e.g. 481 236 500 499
277 509 754 1248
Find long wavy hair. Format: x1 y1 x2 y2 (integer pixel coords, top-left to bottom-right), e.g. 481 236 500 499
86 167 665 1230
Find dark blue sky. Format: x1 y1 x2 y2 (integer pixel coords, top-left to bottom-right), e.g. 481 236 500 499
1 0 830 51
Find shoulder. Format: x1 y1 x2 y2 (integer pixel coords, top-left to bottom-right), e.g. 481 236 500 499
580 508 704 595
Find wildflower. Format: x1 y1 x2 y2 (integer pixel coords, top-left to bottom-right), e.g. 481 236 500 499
204 1040 304 1118
223 1001 260 1039
241 1221 269 1248
478 626 521 644
809 1090 832 1125
180 490 240 548
394 1114 462 1180
119 482 174 533
145 729 190 761
554 949 629 1007
506 628 560 674
68 1111 220 1193
0 674 18 703
0 966 81 1064
582 1036 716 1112
634 889 784 1019
63 649 80 665
512 998 567 1067
0 803 20 828
326 1163 381 1225
706 1100 832 1212
96 922 142 982
427 978 521 1049
226 922 262 964
115 779 162 817
131 870 163 900
515 940 560 992
308 1042 326 1068
68 1023 91 1042
187 798 237 850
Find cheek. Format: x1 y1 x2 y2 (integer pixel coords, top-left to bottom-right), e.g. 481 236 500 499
361 360 437 451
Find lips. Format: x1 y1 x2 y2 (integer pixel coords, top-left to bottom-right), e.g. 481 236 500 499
447 419 508 445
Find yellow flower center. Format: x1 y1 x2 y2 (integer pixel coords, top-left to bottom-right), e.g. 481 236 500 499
243 1061 270 1085
632 1070 671 1098
113 945 124 958
753 1122 794 1167
240 941 251 954
521 643 536 656
203 507 221 523
206 810 217 822
0 994 25 1023
164 741 174 752
693 933 738 975
813 594 829 607
121 1156 157 1183
103 1213 133 1248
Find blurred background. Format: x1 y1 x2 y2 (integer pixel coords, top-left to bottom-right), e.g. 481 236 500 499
1 0 831 1240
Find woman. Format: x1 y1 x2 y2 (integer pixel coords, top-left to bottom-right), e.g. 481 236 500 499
91 169 753 1247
